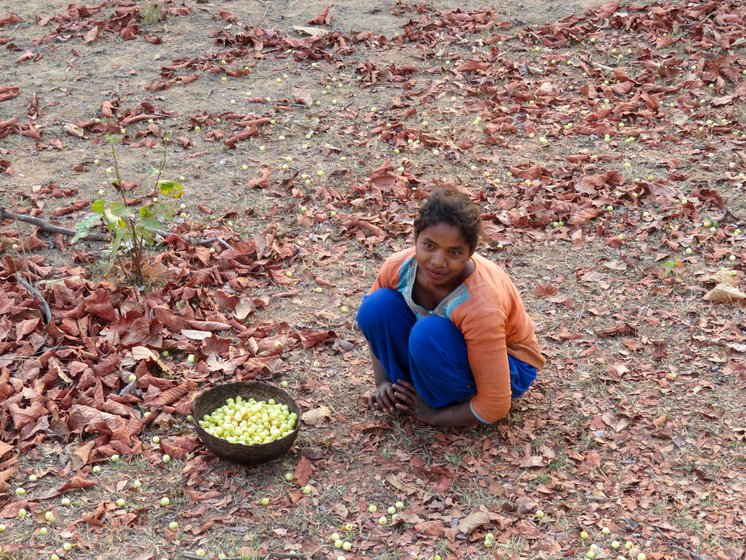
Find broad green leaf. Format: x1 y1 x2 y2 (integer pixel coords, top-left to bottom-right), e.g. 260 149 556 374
157 205 177 221
104 221 125 271
141 216 163 231
104 134 121 145
90 199 105 214
157 181 183 199
71 214 103 243
108 201 129 218
139 206 154 218
103 208 126 230
136 226 157 244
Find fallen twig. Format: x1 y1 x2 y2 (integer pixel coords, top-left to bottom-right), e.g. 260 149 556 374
0 208 232 249
153 229 233 249
0 206 108 241
15 272 52 324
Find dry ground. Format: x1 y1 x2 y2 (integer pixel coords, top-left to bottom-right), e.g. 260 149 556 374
0 1 745 560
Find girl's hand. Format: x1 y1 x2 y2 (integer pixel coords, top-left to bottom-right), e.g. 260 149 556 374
392 380 435 425
368 381 397 412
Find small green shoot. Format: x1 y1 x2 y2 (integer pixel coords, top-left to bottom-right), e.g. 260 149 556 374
73 133 182 285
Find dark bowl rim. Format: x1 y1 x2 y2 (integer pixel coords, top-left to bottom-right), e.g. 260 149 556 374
191 381 301 454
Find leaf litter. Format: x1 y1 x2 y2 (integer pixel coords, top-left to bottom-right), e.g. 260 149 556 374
1 0 745 559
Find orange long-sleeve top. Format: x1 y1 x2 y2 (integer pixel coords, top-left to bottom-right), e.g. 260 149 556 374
371 247 545 423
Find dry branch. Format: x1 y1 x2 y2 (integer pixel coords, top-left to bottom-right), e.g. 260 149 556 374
0 207 232 249
0 206 108 241
15 272 52 323
152 229 233 249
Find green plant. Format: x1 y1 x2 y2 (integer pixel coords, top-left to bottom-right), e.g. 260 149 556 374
661 257 683 281
73 134 183 285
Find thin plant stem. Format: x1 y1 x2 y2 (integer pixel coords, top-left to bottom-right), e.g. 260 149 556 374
149 136 170 199
110 139 145 284
110 141 127 206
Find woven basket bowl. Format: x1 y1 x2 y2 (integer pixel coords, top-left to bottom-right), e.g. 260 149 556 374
192 381 301 466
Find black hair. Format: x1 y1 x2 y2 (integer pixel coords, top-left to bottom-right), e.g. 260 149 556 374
413 187 483 252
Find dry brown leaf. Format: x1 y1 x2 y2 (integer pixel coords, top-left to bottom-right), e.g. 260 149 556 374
0 13 23 26
307 3 332 25
384 474 425 497
234 298 256 320
216 8 237 22
68 440 96 470
294 456 313 485
397 511 423 524
181 329 214 340
456 510 491 534
0 441 12 459
144 380 197 408
9 400 50 431
0 87 21 101
330 502 349 521
186 320 232 332
64 123 86 138
292 86 314 106
533 283 558 297
595 322 638 338
57 474 97 494
603 260 627 271
301 406 331 426
15 317 40 337
80 501 107 526
703 283 746 305
160 441 189 461
297 329 336 349
414 520 445 536
383 474 406 491
1 501 27 519
292 26 328 37
519 455 546 468
246 167 271 189
131 346 158 361
670 109 689 126
701 269 739 286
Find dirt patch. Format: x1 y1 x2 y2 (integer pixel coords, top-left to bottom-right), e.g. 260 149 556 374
1 1 745 560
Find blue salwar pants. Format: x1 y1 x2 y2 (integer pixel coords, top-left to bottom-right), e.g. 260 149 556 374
356 288 536 409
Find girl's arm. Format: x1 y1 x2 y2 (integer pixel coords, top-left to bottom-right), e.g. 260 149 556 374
368 347 397 412
393 380 482 427
464 311 512 424
424 400 481 427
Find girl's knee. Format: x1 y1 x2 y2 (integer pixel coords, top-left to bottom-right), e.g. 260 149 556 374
410 314 458 340
409 315 464 355
356 289 405 332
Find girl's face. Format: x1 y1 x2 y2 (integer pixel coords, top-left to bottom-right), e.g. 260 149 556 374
415 222 474 291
